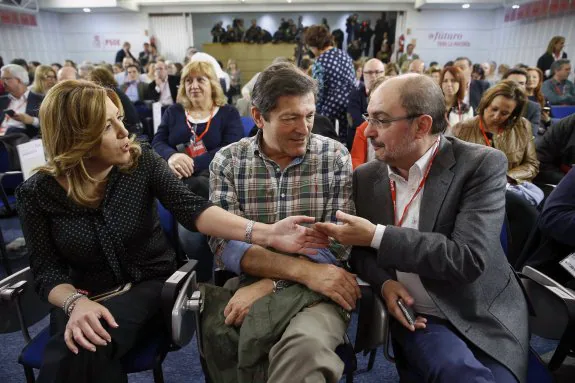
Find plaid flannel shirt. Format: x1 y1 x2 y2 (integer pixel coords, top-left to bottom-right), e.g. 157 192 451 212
208 131 355 271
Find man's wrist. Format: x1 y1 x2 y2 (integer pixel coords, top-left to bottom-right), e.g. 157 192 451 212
370 224 386 249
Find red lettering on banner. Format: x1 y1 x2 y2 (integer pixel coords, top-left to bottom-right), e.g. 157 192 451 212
104 39 121 48
0 10 37 26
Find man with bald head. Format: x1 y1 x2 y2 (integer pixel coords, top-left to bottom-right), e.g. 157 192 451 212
57 66 77 82
315 74 529 383
408 59 425 74
347 58 385 148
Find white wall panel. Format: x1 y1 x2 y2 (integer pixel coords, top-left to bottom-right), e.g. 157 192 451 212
0 11 65 64
490 9 575 69
149 14 192 62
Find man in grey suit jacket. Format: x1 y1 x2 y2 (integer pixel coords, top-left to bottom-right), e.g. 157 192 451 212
503 68 541 136
316 74 529 383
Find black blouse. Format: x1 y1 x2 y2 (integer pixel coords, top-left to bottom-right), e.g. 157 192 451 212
16 145 212 300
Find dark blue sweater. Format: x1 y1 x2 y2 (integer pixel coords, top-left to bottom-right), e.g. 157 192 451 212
152 103 243 172
539 168 575 247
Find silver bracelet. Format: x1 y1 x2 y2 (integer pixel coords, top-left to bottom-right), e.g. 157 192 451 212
66 295 85 317
245 220 255 244
63 292 84 316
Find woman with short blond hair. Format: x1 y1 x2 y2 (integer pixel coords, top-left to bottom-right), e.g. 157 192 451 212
16 80 326 383
30 65 57 95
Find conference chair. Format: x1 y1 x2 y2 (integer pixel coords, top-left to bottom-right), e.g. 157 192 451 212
180 269 381 383
0 259 200 383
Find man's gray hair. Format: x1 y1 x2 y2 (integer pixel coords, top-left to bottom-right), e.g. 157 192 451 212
1 64 29 85
398 74 448 134
551 59 570 75
252 62 317 120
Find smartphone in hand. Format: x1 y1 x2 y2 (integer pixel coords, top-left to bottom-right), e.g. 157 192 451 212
397 298 416 327
4 109 15 117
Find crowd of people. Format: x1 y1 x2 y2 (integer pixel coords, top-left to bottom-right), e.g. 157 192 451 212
1 13 574 383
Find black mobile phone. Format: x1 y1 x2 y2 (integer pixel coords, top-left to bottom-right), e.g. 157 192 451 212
397 298 416 326
4 109 15 117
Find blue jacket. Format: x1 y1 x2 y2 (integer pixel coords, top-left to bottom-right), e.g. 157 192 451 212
152 103 243 172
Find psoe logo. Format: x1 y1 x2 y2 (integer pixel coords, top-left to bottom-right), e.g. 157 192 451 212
428 32 464 41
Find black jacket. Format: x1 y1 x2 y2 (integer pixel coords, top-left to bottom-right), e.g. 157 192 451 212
147 75 180 104
347 82 368 131
534 113 575 185
537 52 568 80
469 79 490 113
0 91 44 138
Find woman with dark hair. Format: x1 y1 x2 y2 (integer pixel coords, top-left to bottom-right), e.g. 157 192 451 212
471 63 485 81
453 80 539 184
304 25 356 148
440 66 473 134
537 36 567 79
87 66 141 135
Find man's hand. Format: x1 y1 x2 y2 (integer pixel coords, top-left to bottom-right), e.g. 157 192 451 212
168 153 194 179
64 298 119 354
313 210 376 247
11 112 34 126
303 262 361 311
224 279 273 326
381 280 426 332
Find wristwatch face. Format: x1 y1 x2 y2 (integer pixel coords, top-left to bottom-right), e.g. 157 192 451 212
274 280 292 292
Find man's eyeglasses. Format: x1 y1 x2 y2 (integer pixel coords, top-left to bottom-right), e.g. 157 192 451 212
362 113 422 129
363 70 385 76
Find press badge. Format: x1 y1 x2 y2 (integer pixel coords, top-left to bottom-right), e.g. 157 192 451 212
560 252 575 279
189 139 207 158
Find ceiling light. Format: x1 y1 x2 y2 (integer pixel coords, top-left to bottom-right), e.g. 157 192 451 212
462 3 470 8
287 0 292 3
83 8 91 12
512 4 520 8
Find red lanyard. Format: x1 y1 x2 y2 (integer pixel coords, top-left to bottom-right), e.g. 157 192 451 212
185 109 214 142
389 138 441 227
478 119 492 147
552 82 564 96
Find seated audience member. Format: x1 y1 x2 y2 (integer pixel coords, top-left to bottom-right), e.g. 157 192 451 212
427 67 441 85
542 59 575 105
375 42 392 64
143 62 156 84
78 63 94 80
112 64 122 74
257 27 273 43
385 63 399 78
497 64 510 79
454 56 490 113
114 57 146 86
351 75 389 169
120 64 147 103
454 80 539 185
16 80 323 383
440 66 473 134
114 41 136 64
152 61 243 198
0 64 43 137
87 67 141 136
226 59 241 104
537 36 567 79
305 24 356 147
534 113 575 185
63 59 77 69
397 43 419 70
347 58 384 133
138 42 152 68
502 68 542 136
529 168 575 287
347 40 363 61
204 62 357 383
57 66 78 82
244 19 260 42
315 74 529 383
526 67 552 133
408 59 425 74
51 62 62 74
211 21 225 43
471 63 485 81
481 61 494 84
30 65 57 96
147 61 179 106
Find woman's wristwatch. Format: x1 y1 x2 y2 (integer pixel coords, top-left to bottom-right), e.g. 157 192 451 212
272 279 293 293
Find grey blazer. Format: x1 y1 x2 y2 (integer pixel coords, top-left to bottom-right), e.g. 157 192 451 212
350 136 529 383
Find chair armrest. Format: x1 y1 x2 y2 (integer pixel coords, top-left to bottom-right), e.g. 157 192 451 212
0 280 27 302
161 260 200 348
354 277 394 362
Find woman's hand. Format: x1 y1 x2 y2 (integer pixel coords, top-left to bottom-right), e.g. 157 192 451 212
168 153 194 179
64 298 119 354
265 216 330 255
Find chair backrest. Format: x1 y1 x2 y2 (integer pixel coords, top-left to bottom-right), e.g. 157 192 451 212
551 105 575 119
240 116 255 137
0 267 51 335
16 140 46 181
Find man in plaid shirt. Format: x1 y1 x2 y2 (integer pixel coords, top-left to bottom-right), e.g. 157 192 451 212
208 62 359 382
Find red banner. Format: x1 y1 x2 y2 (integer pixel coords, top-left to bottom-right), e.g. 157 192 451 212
0 11 37 26
504 0 573 22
